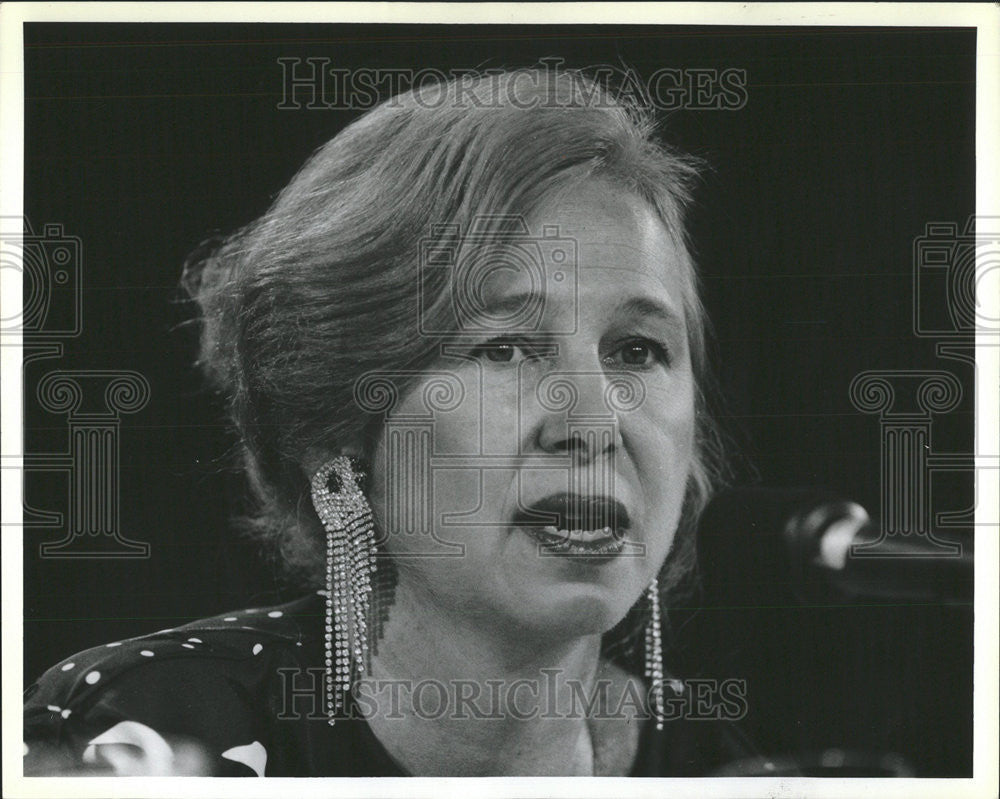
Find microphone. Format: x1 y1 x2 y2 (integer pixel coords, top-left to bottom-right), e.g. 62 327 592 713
696 487 973 605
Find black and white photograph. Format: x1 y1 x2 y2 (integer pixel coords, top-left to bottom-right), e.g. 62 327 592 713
2 3 997 797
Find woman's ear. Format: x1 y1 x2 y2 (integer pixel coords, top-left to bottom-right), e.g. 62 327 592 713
301 442 364 480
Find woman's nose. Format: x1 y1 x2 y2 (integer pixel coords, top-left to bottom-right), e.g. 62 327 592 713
533 369 628 462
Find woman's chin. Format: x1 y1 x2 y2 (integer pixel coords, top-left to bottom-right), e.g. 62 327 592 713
510 582 639 640
499 536 650 637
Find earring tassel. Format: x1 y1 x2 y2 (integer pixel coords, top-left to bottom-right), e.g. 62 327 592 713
311 456 377 725
644 578 665 731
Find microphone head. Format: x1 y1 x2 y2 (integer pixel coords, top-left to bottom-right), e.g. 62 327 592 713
697 486 971 604
696 486 854 605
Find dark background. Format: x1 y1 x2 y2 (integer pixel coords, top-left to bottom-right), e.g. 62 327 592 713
22 24 975 775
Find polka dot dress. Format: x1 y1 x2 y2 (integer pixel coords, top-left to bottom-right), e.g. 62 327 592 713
23 595 325 776
23 592 760 776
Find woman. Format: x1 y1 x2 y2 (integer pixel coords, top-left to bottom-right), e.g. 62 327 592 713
23 67 753 776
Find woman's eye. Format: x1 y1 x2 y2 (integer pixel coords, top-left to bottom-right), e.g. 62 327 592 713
622 342 652 365
473 339 522 363
484 343 515 362
609 338 669 369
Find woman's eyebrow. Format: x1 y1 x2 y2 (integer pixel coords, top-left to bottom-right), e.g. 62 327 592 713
616 296 686 333
486 291 545 316
474 291 552 328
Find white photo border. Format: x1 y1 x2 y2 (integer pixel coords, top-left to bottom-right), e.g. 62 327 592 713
2 3 997 799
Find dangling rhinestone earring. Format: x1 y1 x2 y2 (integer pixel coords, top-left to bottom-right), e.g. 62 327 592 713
310 456 377 725
644 577 665 731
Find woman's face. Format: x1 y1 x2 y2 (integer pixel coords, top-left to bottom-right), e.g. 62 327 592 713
367 182 697 643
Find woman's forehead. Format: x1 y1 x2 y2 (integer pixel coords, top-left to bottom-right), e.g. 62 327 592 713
469 191 688 328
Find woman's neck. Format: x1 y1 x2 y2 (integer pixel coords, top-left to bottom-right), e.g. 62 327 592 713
357 578 606 776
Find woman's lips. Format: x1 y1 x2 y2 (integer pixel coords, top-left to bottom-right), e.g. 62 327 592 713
513 492 632 533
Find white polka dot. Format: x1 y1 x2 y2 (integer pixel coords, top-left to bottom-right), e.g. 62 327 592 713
221 740 268 777
267 610 283 618
187 637 202 643
252 643 263 655
140 650 155 657
223 617 237 622
60 708 72 719
295 642 302 647
181 643 195 649
106 641 122 647
60 662 75 671
85 671 101 685
46 704 60 713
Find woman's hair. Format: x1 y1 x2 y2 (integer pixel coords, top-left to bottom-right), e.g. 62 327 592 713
182 67 725 644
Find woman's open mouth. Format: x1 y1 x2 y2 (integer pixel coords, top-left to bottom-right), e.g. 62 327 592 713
513 493 631 562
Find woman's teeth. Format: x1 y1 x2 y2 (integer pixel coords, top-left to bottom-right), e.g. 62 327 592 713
528 525 625 555
540 525 615 543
